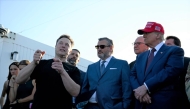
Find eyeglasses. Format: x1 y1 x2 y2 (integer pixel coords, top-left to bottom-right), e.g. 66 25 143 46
132 42 145 46
95 45 110 49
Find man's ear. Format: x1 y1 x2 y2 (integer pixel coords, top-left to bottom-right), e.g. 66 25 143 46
77 59 80 64
156 33 162 39
110 45 114 51
68 48 72 55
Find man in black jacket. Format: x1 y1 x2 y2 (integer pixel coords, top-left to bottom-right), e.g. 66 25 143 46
67 49 86 109
165 35 190 108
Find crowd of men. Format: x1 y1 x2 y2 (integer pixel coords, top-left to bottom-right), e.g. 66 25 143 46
0 21 190 109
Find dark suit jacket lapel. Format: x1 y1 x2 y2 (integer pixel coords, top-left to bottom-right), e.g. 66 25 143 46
95 60 101 78
100 57 116 79
141 52 149 78
145 44 167 77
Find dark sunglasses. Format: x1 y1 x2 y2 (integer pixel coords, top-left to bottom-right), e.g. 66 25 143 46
95 45 110 49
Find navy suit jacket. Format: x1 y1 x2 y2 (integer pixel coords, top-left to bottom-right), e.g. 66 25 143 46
81 57 132 109
130 44 185 109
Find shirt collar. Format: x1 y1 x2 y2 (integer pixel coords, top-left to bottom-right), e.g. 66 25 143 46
150 42 164 52
100 56 112 64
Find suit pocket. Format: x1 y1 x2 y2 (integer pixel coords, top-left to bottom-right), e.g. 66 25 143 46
110 96 123 107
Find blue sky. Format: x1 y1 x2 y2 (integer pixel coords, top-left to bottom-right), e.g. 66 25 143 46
0 0 190 63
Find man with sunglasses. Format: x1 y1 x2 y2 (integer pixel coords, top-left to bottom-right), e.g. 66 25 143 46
130 22 186 109
129 36 149 69
80 37 132 109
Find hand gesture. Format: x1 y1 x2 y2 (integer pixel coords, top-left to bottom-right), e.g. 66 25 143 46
9 75 17 87
141 93 151 104
10 100 18 107
33 50 45 64
52 58 64 75
134 85 147 101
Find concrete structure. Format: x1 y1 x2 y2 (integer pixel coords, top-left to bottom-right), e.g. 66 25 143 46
0 24 93 94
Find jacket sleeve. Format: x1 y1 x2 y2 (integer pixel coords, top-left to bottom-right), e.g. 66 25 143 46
122 61 133 109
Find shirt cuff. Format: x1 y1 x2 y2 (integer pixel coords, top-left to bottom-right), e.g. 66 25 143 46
144 82 150 94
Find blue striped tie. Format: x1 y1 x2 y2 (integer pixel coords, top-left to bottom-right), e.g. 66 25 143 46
100 61 106 75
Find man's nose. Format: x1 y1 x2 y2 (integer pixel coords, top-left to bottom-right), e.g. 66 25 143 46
60 44 65 47
97 47 102 50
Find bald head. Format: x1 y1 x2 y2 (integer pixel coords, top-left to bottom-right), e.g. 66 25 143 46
133 36 149 55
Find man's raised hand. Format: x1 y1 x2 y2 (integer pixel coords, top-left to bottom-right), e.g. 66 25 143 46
33 50 45 64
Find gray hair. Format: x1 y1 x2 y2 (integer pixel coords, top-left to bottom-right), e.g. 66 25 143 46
98 37 113 46
154 32 164 41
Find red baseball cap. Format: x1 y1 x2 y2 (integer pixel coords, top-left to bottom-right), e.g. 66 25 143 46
137 22 164 35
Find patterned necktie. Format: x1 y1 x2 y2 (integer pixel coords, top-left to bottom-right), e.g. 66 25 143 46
146 48 156 71
100 61 106 75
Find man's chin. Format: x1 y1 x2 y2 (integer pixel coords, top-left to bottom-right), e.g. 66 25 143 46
98 54 104 59
69 62 76 66
59 54 66 58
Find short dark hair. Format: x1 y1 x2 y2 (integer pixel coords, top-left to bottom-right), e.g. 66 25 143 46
8 62 19 80
19 60 30 65
98 37 113 46
72 49 80 54
166 36 181 47
56 34 74 47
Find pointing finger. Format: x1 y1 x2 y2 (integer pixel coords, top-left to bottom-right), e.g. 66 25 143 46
41 51 45 55
53 58 61 62
35 50 45 64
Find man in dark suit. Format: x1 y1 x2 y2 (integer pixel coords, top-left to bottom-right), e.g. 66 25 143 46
165 36 190 107
129 36 149 69
81 37 132 109
165 36 190 77
67 49 86 108
130 22 186 109
129 36 149 109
